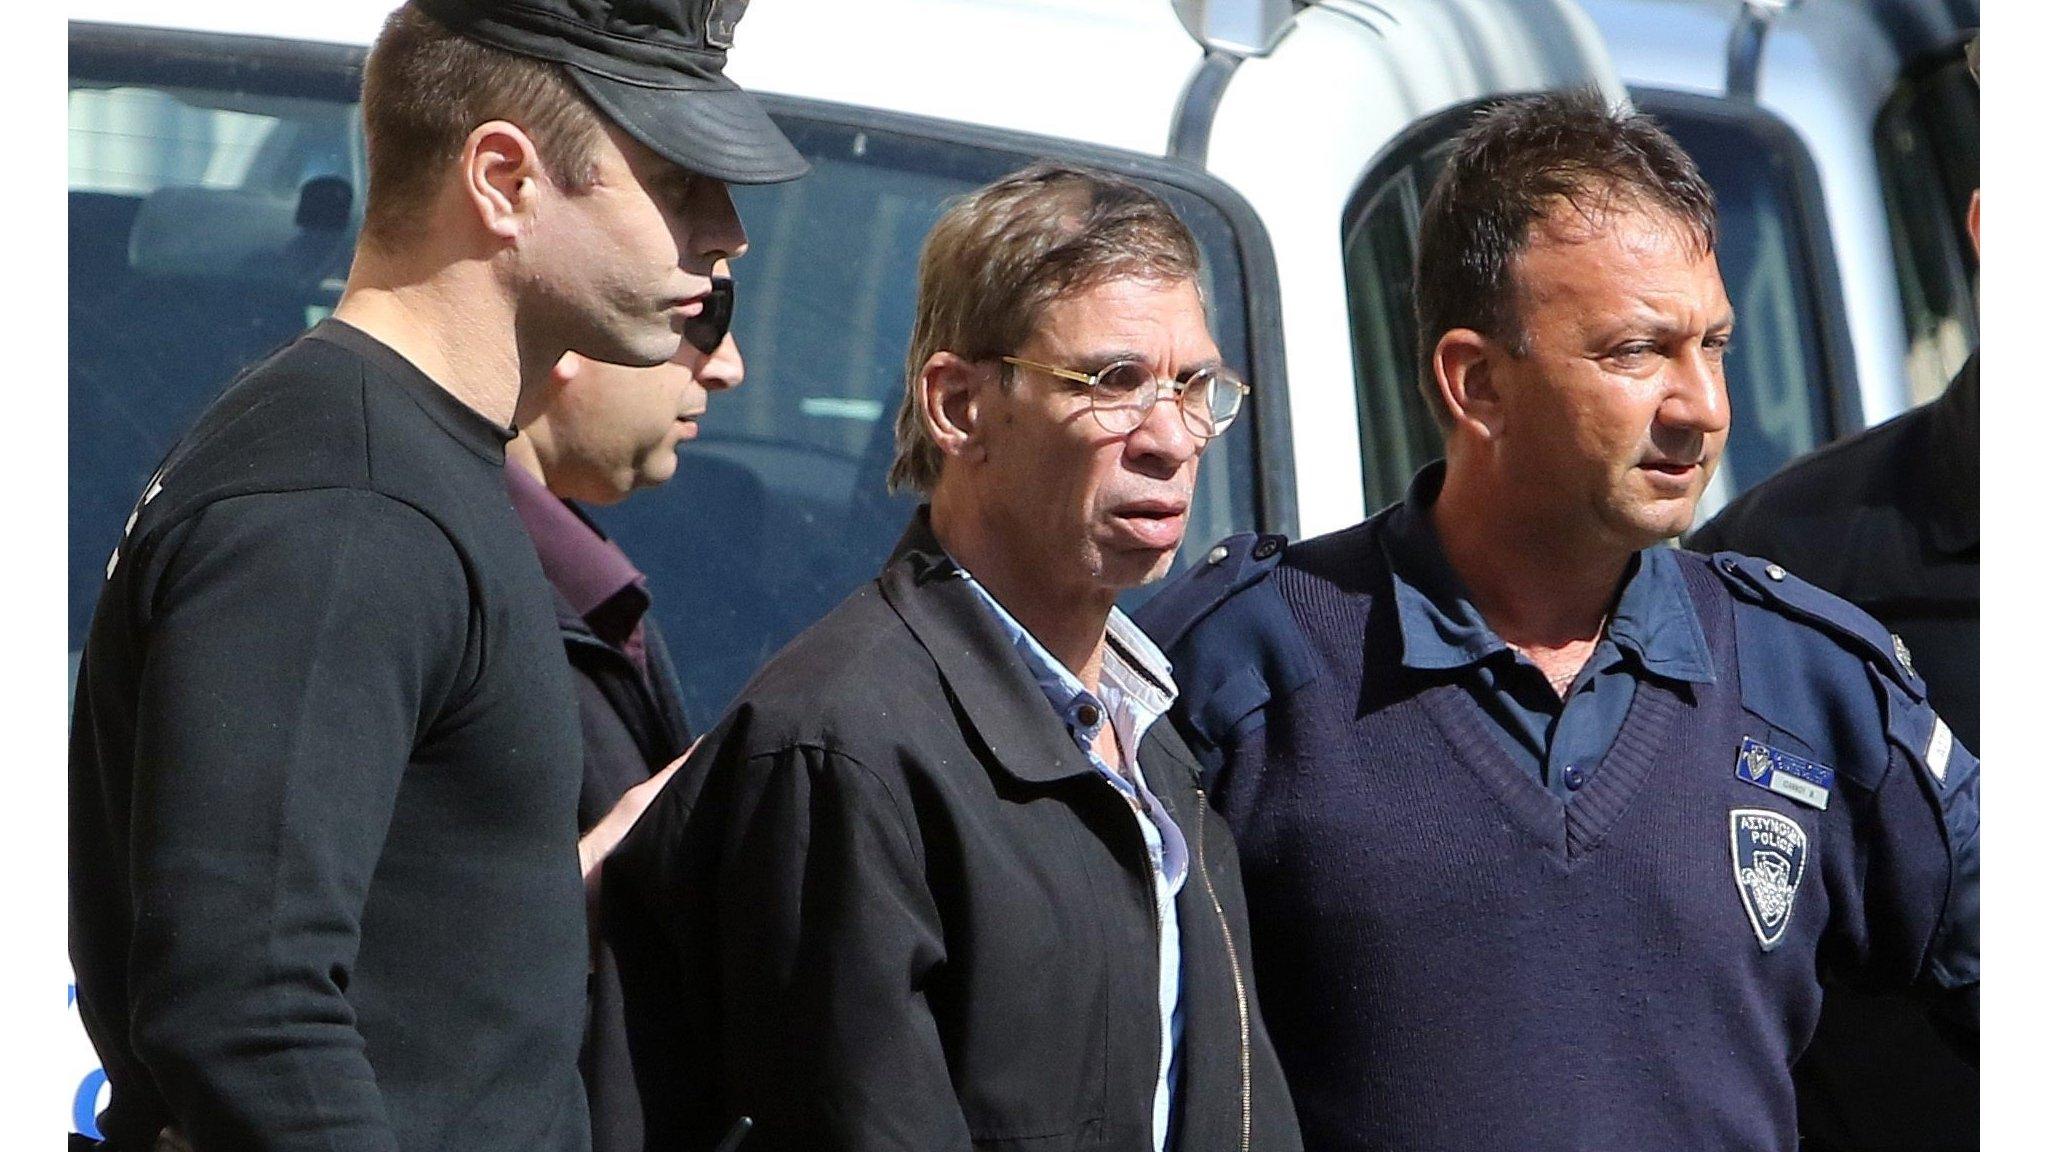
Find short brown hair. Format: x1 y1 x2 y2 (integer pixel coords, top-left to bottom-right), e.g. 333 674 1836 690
360 2 608 248
888 162 1203 494
1413 88 1717 427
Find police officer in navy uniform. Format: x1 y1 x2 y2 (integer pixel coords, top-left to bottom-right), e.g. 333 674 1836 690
1136 90 1978 1152
1688 40 1980 1152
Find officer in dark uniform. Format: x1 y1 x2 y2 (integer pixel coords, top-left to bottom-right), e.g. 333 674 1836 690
1687 41 1980 1152
1135 90 1978 1152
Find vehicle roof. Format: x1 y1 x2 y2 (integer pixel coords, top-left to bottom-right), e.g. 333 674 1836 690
68 0 397 47
725 0 1203 157
66 0 1211 157
1583 0 1973 98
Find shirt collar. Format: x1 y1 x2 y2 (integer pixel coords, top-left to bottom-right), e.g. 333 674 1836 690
947 562 1178 752
1379 463 1504 671
1604 546 1717 684
505 463 649 643
1380 461 1715 685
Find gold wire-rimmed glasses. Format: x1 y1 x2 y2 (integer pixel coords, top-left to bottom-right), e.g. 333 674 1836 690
999 355 1251 438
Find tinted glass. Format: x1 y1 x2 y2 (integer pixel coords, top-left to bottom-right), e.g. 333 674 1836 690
1652 101 1835 502
67 41 1265 731
1876 54 1979 403
69 56 364 655
1342 161 1437 515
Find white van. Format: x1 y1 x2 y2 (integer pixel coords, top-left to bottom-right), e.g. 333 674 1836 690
66 0 1623 737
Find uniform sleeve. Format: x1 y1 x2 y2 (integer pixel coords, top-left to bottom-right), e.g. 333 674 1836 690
1833 679 1980 1047
123 490 470 1151
607 736 969 1152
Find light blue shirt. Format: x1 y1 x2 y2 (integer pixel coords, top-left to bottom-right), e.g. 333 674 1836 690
958 572 1189 1152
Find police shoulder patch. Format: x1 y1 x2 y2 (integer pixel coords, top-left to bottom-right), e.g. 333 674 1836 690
1131 531 1287 651
1730 808 1808 951
1705 551 1925 702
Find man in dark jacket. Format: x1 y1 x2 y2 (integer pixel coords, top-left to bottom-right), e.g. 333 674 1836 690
604 162 1301 1152
507 260 745 1152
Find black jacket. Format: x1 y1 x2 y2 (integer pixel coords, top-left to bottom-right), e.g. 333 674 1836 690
561 591 695 834
557 585 694 1152
603 513 1301 1152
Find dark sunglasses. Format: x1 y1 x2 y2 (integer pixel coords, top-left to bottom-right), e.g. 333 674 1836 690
682 275 736 355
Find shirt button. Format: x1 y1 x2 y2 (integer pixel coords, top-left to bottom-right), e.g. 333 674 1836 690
1076 703 1102 729
1765 563 1787 581
1252 537 1281 561
1206 544 1230 566
1561 763 1587 791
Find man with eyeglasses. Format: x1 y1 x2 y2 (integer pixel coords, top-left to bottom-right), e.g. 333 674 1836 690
506 260 740 1152
602 162 1301 1152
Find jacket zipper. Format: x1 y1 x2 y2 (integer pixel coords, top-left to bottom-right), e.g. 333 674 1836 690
1194 788 1252 1152
1111 776 1168 1149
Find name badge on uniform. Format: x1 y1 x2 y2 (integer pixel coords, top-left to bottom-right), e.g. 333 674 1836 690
1734 736 1834 811
1731 808 1808 952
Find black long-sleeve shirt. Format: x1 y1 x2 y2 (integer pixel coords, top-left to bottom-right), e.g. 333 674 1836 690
70 320 590 1152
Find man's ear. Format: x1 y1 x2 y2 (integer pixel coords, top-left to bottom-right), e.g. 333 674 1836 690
462 120 545 242
550 351 585 389
1432 328 1504 443
513 352 581 433
918 351 990 464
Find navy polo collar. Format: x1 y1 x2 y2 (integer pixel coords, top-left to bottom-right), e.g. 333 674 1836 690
1379 462 1716 685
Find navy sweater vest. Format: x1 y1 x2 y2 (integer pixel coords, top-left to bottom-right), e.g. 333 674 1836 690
1213 523 1918 1152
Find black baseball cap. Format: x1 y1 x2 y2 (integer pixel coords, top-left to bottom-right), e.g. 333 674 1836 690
412 0 809 184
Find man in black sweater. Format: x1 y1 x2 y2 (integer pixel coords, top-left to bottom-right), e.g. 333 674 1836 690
68 2 803 1149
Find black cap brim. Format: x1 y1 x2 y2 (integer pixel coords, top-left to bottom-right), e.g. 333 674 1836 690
569 70 809 185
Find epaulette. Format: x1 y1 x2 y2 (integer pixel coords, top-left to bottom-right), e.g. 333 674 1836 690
1136 532 1315 762
1705 551 1927 703
1141 532 1290 652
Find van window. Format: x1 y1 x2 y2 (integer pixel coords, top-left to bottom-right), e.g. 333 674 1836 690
67 33 1266 726
1342 97 1845 520
1646 95 1838 498
1876 52 1979 403
1342 159 1439 516
69 36 365 662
